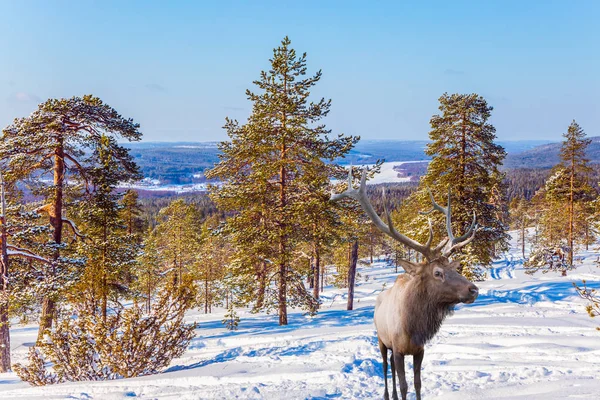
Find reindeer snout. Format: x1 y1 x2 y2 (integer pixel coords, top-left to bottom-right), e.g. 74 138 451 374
467 284 479 302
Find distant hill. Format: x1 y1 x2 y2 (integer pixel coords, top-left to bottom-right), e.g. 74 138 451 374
503 136 600 169
120 139 560 184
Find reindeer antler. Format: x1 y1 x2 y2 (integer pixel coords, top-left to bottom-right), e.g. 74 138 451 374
331 167 477 261
332 167 437 260
420 188 477 257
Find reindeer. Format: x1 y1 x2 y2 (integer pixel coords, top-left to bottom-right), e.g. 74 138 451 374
332 168 479 400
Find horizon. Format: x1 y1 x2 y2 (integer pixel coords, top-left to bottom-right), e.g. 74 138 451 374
2 1 599 142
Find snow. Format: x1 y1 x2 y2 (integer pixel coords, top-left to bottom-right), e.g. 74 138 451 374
2 231 600 399
333 161 428 186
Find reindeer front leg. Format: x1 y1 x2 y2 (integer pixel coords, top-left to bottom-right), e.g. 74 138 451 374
393 352 408 400
379 339 390 400
390 353 398 400
413 349 424 400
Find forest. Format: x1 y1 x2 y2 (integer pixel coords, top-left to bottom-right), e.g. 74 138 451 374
0 37 599 395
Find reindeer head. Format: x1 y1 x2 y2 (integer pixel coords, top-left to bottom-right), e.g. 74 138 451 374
398 257 478 305
332 167 479 305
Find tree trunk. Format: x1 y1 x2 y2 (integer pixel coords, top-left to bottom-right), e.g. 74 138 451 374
204 274 209 314
278 260 287 325
320 262 324 293
313 245 320 302
256 262 266 309
347 241 359 311
568 152 574 266
38 143 65 341
521 223 525 259
0 174 11 372
277 142 288 325
147 271 151 312
308 256 314 289
369 225 374 264
102 217 108 322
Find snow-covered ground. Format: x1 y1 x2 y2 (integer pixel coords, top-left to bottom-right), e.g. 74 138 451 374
2 232 600 399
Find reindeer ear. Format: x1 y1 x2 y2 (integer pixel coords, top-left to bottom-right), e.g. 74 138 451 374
449 260 463 273
398 259 420 276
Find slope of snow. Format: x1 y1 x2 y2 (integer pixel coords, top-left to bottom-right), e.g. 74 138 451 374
1 232 600 399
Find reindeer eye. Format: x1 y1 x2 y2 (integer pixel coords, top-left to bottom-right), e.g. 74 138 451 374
434 270 443 278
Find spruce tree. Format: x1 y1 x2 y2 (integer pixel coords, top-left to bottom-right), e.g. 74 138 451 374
207 37 357 325
0 95 142 339
408 93 508 278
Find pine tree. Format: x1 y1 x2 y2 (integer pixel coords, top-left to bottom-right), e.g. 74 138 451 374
0 178 58 371
196 215 229 314
72 135 141 320
528 121 595 274
120 190 145 240
206 37 357 325
407 93 508 279
135 230 164 312
0 95 142 339
559 121 594 265
148 199 201 292
222 300 240 331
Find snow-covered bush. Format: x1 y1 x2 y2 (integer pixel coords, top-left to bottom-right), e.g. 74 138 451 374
524 245 573 275
13 286 196 385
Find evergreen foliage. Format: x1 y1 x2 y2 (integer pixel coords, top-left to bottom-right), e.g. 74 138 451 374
0 95 142 339
206 37 357 325
526 121 596 274
222 301 240 331
72 135 142 320
13 286 196 385
404 93 509 279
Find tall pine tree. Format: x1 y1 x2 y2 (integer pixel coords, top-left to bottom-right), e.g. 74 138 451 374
0 95 142 339
408 93 508 278
207 37 357 325
527 121 595 274
72 135 141 321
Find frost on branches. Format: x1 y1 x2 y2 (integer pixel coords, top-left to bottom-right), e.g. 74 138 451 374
524 245 574 276
13 287 196 385
574 280 600 331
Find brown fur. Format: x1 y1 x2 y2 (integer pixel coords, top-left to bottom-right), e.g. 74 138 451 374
375 258 478 400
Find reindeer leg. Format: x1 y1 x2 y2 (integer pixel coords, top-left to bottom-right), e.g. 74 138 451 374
390 352 398 400
379 338 390 400
413 349 424 400
393 352 408 400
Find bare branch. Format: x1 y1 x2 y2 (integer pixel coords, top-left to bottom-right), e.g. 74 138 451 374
7 245 51 264
62 218 86 241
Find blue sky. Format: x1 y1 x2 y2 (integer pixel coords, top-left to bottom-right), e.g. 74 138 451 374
1 1 598 142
